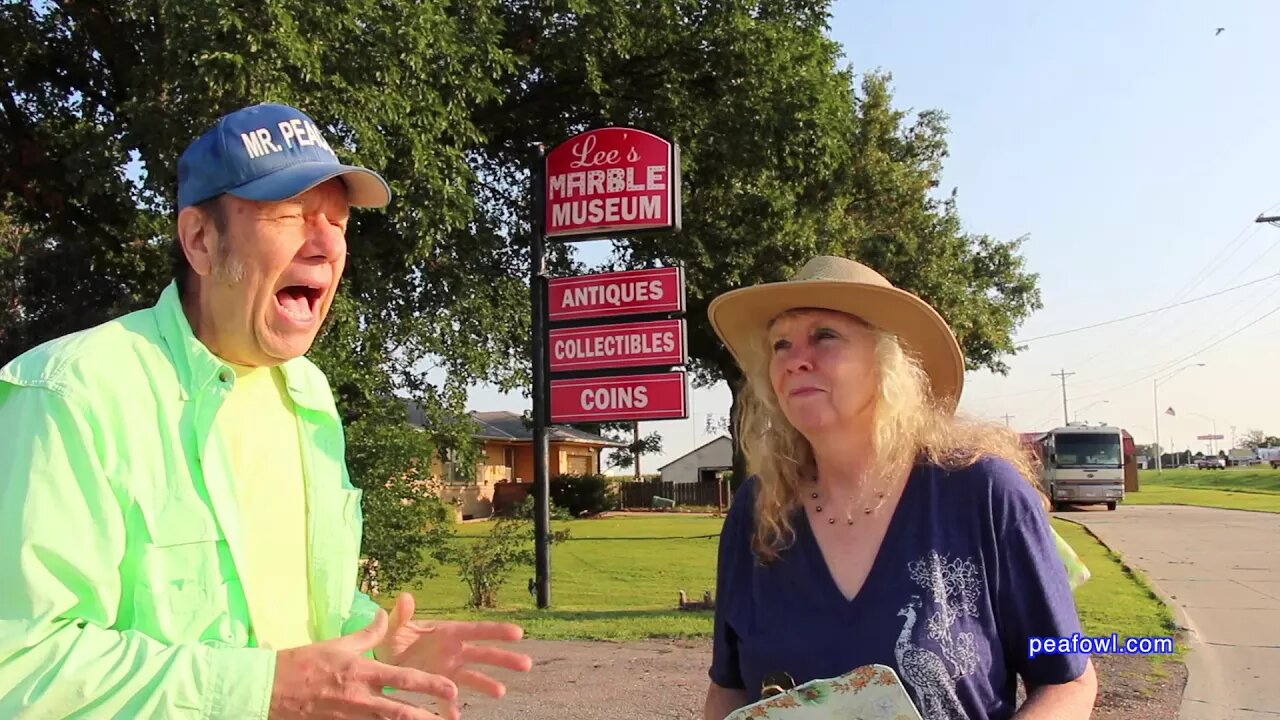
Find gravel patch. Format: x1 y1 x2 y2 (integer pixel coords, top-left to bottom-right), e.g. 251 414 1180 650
414 638 1188 719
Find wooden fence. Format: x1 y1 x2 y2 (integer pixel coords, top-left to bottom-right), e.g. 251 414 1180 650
618 479 731 509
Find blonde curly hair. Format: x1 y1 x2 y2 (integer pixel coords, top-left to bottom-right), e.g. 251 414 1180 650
735 312 1044 563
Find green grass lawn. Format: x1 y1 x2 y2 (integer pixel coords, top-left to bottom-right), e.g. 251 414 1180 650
409 515 722 640
1124 467 1280 512
1138 467 1280 493
1050 520 1181 655
404 514 1181 651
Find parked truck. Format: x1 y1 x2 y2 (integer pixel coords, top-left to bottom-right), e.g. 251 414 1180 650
1028 423 1126 511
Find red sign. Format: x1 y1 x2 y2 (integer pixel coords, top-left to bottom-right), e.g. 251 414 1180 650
547 266 684 322
549 319 685 373
549 372 688 423
545 127 681 239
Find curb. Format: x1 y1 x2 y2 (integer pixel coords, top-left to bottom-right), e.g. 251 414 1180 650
1053 516 1198 648
1055 513 1208 719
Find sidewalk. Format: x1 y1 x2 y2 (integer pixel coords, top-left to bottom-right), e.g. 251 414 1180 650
1066 505 1280 720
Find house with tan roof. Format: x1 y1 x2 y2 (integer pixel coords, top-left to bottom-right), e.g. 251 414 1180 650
404 405 626 520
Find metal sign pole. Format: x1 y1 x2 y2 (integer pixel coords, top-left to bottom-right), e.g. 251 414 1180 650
530 143 551 609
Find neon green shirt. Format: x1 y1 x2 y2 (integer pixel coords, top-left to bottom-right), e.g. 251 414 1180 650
0 282 379 718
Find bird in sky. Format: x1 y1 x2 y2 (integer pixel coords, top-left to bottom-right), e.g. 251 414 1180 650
1215 27 1225 36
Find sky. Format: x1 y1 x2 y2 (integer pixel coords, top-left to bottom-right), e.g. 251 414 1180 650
458 0 1280 470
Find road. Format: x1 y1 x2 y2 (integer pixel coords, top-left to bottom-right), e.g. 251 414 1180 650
1067 504 1280 720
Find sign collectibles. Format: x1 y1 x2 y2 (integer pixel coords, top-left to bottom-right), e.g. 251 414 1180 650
548 319 685 373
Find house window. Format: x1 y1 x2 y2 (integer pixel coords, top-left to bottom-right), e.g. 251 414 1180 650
566 454 592 475
441 447 477 486
504 446 516 470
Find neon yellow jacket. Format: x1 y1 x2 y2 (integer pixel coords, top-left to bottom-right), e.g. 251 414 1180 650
0 283 379 718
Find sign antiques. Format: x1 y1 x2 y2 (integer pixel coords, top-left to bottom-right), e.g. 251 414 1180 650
528 126 685 608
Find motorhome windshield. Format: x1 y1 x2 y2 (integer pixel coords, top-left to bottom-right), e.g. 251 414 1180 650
1053 433 1122 468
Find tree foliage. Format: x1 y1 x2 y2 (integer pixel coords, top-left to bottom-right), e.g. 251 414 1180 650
1240 430 1280 450
607 430 663 472
473 0 1042 482
4 0 1042 589
1 0 525 591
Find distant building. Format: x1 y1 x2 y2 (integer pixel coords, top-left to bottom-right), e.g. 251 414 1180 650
658 435 733 485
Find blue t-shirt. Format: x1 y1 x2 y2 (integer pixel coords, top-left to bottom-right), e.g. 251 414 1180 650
709 456 1088 719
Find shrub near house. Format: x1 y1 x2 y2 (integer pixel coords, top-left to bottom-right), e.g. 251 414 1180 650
550 473 616 516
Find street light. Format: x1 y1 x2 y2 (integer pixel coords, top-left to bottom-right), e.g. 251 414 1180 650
1153 363 1206 474
1073 400 1109 422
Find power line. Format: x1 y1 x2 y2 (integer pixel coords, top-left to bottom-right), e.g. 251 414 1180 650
1064 203 1280 370
970 283 1278 405
1025 286 1280 405
1015 271 1280 344
973 212 1280 406
1136 219 1280 362
1071 300 1280 401
1171 200 1280 302
986 297 1280 412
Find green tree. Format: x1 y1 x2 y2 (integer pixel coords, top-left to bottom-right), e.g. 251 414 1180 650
1239 430 1279 450
606 427 664 477
0 196 30 355
1135 443 1161 459
1 0 527 592
342 413 457 595
6 0 1043 592
473 1 1041 484
572 421 663 478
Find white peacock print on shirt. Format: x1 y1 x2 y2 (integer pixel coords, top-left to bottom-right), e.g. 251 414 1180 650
894 550 984 720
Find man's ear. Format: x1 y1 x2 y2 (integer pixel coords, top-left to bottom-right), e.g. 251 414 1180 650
177 205 217 277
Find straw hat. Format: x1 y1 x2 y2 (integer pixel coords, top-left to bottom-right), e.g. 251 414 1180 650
707 255 966 411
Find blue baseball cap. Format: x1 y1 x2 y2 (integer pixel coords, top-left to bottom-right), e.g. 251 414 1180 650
177 103 391 210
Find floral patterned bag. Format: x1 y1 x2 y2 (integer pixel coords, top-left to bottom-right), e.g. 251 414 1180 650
724 665 923 720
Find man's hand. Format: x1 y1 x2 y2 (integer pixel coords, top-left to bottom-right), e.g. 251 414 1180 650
375 593 533 713
270 609 459 720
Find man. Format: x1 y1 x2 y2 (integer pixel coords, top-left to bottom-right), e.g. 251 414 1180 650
0 102 531 719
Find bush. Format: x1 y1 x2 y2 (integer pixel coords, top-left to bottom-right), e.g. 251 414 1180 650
435 516 571 608
550 473 615 516
513 494 572 521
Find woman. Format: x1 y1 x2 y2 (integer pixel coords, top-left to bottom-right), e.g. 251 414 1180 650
703 256 1097 719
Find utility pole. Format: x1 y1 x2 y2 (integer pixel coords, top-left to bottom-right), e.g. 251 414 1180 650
529 142 551 609
632 421 641 483
1002 413 1014 427
1050 369 1075 425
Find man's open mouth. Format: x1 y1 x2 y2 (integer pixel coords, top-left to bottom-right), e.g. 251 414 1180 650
275 284 323 322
